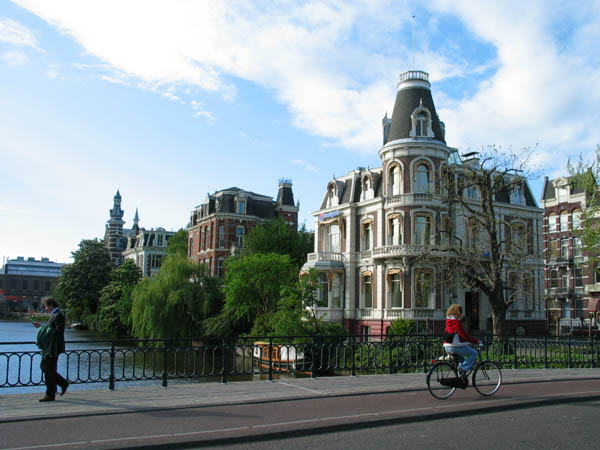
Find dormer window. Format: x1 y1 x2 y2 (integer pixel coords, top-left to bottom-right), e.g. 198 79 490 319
409 103 434 138
510 184 525 205
361 175 374 200
326 183 338 208
416 112 427 136
237 200 246 214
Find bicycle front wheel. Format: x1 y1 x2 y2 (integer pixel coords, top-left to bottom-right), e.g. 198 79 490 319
427 361 457 399
472 361 502 396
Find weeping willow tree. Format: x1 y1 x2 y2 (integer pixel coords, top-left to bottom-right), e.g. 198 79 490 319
130 252 224 340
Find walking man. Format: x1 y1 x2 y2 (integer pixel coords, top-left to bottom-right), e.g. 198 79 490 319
33 297 69 402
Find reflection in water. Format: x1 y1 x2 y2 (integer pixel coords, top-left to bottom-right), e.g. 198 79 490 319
0 321 298 394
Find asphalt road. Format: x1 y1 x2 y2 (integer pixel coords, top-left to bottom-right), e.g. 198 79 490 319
2 379 600 449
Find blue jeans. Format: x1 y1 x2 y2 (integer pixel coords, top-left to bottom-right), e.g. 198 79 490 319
444 345 478 372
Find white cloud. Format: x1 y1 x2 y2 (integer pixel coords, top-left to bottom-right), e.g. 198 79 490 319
292 159 319 173
46 62 60 78
99 74 131 86
11 0 600 167
1 50 27 66
0 17 40 48
193 110 215 124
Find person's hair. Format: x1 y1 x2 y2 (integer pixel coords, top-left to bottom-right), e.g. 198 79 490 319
446 303 462 317
43 297 59 308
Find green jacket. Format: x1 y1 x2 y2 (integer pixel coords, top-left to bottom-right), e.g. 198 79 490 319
36 309 66 358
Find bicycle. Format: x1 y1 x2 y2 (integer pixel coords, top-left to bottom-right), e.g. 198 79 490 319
426 346 502 399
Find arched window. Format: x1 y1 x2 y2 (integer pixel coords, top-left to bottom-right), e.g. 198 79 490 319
362 176 374 200
547 213 557 233
324 224 340 253
415 164 430 193
362 274 373 308
362 221 372 251
388 164 401 196
414 269 433 308
416 112 428 136
331 274 342 308
389 273 402 308
414 215 431 245
317 273 329 307
559 211 569 231
388 215 402 246
572 210 582 229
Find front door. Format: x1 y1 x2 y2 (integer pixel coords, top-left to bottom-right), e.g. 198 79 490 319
465 291 480 331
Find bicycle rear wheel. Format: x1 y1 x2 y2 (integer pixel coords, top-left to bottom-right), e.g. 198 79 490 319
472 361 502 396
427 361 457 399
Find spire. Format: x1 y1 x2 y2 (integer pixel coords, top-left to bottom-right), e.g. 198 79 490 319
132 208 140 235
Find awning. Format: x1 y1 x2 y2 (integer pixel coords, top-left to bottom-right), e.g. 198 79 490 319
587 298 600 313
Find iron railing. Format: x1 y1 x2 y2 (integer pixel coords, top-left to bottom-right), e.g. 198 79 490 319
1 334 598 390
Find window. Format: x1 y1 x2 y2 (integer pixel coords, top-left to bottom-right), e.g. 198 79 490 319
200 229 205 250
157 234 163 246
560 268 569 289
361 326 371 342
218 226 225 248
468 220 479 249
34 280 39 290
362 222 372 251
189 238 193 257
511 223 526 253
237 200 246 214
416 112 428 136
389 165 401 196
217 257 225 278
331 274 341 308
415 164 430 193
576 299 584 317
235 226 244 247
574 238 583 258
523 273 533 309
390 273 402 308
549 239 558 259
572 210 582 229
557 186 568 203
44 281 51 291
415 269 432 308
547 213 557 233
560 211 569 231
508 273 519 304
326 184 338 208
206 226 212 249
561 239 569 259
10 279 17 289
388 216 402 246
510 184 525 205
317 273 328 307
325 224 340 253
363 275 373 308
440 215 451 246
22 279 28 289
550 269 558 288
414 215 431 246
574 267 583 288
362 176 373 200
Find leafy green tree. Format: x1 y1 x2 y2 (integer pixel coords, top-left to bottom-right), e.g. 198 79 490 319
223 252 298 335
130 253 223 340
244 217 314 267
95 260 142 337
568 146 600 265
55 239 112 322
167 229 189 256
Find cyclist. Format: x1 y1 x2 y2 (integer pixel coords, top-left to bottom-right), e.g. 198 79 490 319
443 304 480 384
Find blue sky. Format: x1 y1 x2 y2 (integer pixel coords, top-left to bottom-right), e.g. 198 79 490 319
1 0 600 263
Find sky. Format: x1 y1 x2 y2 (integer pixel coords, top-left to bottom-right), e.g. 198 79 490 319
1 0 600 264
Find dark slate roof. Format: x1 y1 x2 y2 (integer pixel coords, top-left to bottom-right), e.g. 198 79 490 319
248 198 276 219
542 178 555 201
341 178 353 204
385 83 445 144
277 185 295 206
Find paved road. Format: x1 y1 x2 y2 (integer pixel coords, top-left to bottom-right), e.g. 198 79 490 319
2 373 600 449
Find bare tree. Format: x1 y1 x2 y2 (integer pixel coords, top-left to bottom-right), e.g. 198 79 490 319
431 146 540 336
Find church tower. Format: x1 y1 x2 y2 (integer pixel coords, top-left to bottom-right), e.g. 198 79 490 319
105 190 126 265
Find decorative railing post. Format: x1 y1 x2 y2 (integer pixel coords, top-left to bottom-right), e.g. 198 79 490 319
351 334 356 377
221 338 228 384
544 335 548 369
513 335 518 369
568 335 572 369
108 343 115 391
311 336 317 379
162 339 168 388
268 337 274 382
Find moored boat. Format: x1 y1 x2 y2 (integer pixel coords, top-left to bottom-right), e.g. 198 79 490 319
252 342 307 373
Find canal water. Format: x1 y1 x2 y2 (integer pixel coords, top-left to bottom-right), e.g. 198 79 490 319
0 320 293 394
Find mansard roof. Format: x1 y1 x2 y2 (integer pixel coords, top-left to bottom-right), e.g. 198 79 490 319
385 71 445 144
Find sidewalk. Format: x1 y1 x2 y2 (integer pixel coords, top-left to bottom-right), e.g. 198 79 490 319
2 368 599 423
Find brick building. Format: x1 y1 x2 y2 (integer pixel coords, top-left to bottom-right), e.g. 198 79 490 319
187 180 298 277
303 70 545 337
541 175 599 333
0 257 63 316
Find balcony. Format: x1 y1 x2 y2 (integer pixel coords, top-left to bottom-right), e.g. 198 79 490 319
373 244 446 259
307 252 345 263
585 283 600 294
385 193 437 206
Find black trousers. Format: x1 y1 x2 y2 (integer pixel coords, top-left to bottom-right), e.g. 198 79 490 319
42 355 68 397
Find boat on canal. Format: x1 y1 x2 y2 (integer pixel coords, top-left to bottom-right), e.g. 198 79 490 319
252 342 307 373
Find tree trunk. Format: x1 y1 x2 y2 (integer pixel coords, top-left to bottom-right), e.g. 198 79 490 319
492 309 506 337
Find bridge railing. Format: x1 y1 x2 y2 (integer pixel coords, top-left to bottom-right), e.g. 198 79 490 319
1 334 598 390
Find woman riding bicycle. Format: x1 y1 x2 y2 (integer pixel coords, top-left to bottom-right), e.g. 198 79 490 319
443 304 480 383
